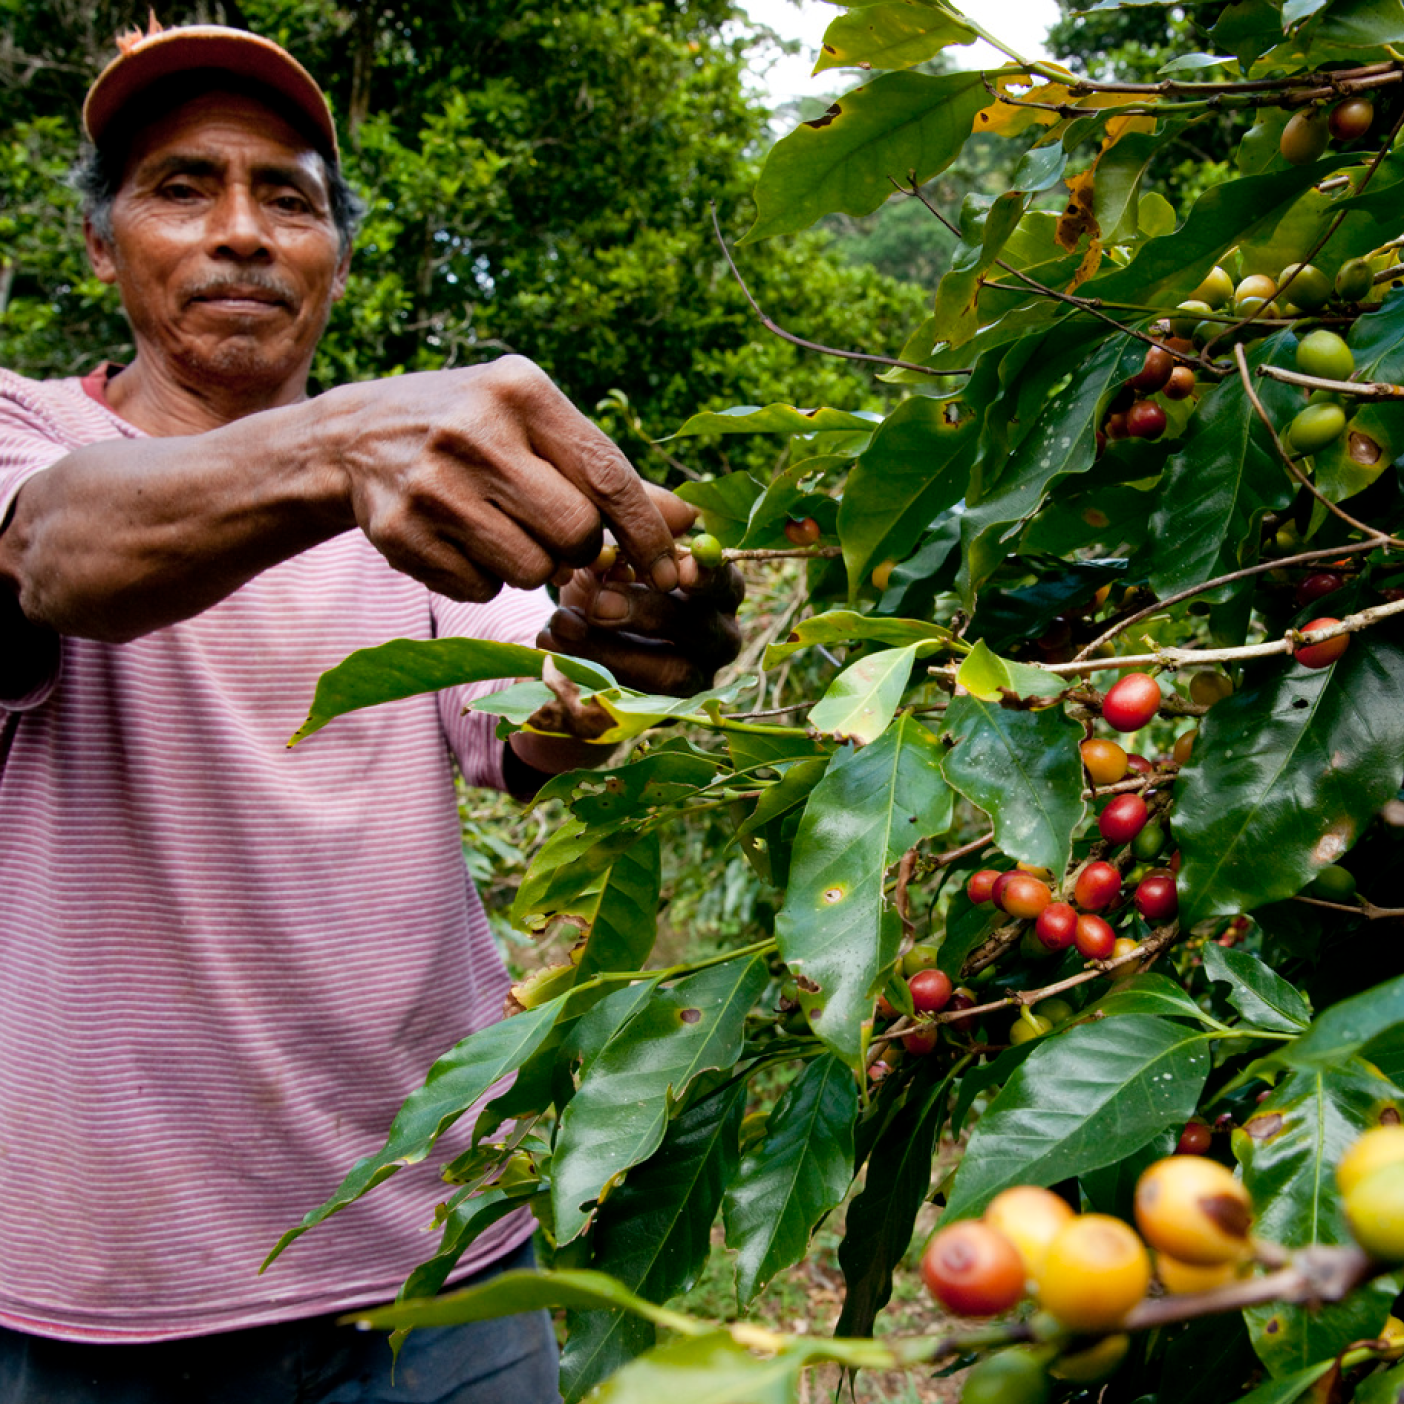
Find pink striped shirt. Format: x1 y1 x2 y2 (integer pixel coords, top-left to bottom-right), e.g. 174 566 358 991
0 368 545 1342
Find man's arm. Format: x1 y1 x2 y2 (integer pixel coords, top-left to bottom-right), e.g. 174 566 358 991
0 358 685 644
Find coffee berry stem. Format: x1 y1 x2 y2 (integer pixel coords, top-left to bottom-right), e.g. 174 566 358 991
1257 363 1404 401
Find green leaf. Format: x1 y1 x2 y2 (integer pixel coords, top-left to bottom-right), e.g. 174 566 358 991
836 1062 953 1338
954 639 1066 703
1231 1361 1337 1404
837 388 984 599
763 609 952 667
724 1055 857 1305
573 832 662 986
1202 944 1312 1034
1084 972 1218 1025
672 474 764 546
738 759 830 842
1174 621 1404 926
955 331 1132 608
939 690 1086 876
809 643 925 743
1357 1361 1404 1404
814 0 976 74
396 1187 539 1304
1084 159 1362 311
1238 1060 1402 1373
1146 334 1301 598
745 69 996 243
1277 973 1404 1073
775 715 953 1066
348 1267 704 1334
537 750 719 827
290 640 616 744
590 1331 801 1404
263 998 564 1268
929 190 1028 349
665 405 878 440
561 1083 746 1402
512 820 642 930
942 1015 1211 1220
551 955 769 1243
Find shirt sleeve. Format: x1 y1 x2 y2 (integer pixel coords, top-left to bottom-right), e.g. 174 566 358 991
0 375 85 711
430 584 554 791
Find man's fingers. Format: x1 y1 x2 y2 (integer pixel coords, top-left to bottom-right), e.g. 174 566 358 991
644 482 697 538
539 616 704 697
521 389 679 591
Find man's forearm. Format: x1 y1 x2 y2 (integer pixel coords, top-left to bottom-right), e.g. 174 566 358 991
0 397 351 643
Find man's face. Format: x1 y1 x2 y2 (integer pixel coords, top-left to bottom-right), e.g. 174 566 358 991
87 89 350 397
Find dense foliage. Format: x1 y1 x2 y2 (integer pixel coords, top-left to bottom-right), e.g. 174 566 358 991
0 0 924 472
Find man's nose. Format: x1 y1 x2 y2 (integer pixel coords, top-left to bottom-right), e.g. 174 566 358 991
207 186 272 259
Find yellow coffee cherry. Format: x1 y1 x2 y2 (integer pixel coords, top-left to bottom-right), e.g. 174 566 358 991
1134 1156 1252 1266
1035 1214 1152 1332
1337 1125 1404 1197
985 1185 1075 1279
1156 1252 1236 1294
1344 1161 1404 1261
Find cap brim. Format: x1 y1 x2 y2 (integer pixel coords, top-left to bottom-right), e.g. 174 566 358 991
83 26 338 161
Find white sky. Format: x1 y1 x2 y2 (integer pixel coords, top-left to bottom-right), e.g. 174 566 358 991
740 0 1062 106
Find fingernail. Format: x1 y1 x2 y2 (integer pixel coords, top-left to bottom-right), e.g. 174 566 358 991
651 554 679 593
592 589 630 623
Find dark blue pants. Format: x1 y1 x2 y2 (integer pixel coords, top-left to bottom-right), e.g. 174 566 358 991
0 1239 561 1403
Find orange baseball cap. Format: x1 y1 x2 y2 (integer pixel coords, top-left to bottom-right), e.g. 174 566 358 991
83 21 339 162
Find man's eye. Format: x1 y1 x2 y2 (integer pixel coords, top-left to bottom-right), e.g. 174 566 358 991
272 195 312 213
160 181 202 201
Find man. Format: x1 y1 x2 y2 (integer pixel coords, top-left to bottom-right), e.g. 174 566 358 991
0 22 741 1403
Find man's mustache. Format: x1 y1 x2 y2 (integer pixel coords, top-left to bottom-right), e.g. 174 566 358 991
183 274 297 308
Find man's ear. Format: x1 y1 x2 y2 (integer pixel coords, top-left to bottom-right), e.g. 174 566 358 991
85 217 118 285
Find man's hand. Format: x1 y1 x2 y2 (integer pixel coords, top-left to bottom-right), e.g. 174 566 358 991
333 356 690 603
538 551 745 698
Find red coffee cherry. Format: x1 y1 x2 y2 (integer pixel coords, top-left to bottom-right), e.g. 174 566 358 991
1294 572 1344 607
1177 1121 1214 1156
1075 914 1117 960
1135 874 1179 922
1126 753 1154 775
968 869 1003 905
1295 617 1349 669
1102 673 1162 732
1126 401 1167 440
1002 875 1053 920
1329 95 1375 142
945 988 980 1025
903 1026 939 1055
1130 346 1175 394
1074 861 1123 912
908 968 954 1014
920 1220 1027 1317
991 871 1021 911
784 516 821 547
1035 902 1080 952
1099 793 1150 845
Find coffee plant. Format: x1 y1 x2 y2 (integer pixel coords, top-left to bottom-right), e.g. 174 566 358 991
263 0 1404 1398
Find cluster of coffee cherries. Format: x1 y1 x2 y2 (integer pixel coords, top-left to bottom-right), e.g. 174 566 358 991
922 1156 1254 1402
1097 340 1192 450
1280 93 1376 164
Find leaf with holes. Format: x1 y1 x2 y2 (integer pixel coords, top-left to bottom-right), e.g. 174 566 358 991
550 955 768 1243
775 715 953 1067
